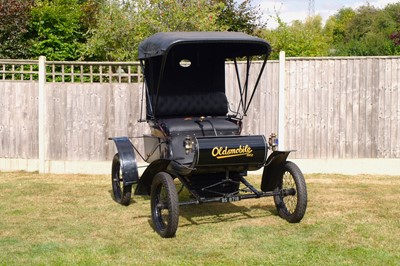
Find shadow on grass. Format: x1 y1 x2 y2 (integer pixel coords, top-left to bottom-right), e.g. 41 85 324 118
178 201 278 227
108 186 279 228
145 202 278 232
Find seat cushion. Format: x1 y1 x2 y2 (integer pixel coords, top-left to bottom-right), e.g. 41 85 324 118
159 117 240 136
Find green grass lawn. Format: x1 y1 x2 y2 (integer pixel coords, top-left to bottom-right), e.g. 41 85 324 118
0 171 399 265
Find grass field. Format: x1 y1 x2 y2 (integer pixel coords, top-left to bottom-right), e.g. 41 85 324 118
0 171 399 265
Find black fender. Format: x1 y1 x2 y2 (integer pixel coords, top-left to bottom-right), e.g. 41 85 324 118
261 150 293 192
135 159 171 196
110 137 139 186
135 159 194 196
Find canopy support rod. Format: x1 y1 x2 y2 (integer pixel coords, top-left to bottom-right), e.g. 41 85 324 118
244 56 268 115
138 60 147 122
244 56 251 114
234 58 245 116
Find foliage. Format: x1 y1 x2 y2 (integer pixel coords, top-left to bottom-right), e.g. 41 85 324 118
27 0 86 60
84 0 225 61
2 0 400 60
214 0 266 34
325 4 400 56
80 0 103 31
83 1 136 61
260 2 400 58
385 3 400 47
82 1 400 59
261 15 330 59
0 0 34 59
323 8 356 47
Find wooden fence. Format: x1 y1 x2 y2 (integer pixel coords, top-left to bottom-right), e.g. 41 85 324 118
0 56 399 172
284 57 400 159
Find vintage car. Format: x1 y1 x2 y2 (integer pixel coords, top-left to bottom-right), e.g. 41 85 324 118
110 32 307 238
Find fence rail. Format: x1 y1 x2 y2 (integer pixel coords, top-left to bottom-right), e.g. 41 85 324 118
0 55 399 173
45 61 142 83
0 59 39 81
0 59 142 83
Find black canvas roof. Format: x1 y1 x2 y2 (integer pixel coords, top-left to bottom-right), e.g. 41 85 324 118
138 31 271 59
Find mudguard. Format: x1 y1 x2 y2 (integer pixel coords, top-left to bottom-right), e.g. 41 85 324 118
261 150 293 192
135 159 194 196
135 159 170 196
110 137 139 186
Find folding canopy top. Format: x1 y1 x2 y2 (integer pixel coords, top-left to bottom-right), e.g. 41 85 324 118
138 31 271 59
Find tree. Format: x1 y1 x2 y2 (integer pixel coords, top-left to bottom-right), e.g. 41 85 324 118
326 4 400 56
0 0 34 58
84 0 226 61
385 2 400 48
1 0 268 60
323 8 356 47
214 0 265 34
27 0 86 60
261 15 330 59
80 0 104 33
84 1 137 61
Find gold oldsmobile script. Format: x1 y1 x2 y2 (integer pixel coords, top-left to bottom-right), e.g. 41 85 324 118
211 145 254 159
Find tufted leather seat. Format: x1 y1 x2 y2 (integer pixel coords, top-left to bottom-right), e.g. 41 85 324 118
155 92 228 118
159 117 240 136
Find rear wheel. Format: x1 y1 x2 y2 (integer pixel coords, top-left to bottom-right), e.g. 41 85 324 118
111 153 132 206
151 172 179 238
273 161 307 223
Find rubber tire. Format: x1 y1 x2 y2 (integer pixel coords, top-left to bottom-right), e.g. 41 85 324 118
150 172 179 238
273 161 307 223
111 153 132 206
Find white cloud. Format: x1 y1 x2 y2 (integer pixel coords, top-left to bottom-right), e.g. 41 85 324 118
375 0 399 7
256 0 309 28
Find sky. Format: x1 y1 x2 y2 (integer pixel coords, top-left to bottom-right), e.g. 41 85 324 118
247 0 400 28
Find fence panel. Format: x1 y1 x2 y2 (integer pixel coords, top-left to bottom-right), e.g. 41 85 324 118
284 57 400 159
46 82 149 161
0 82 38 158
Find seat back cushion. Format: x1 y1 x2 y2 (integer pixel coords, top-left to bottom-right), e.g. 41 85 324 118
154 92 228 118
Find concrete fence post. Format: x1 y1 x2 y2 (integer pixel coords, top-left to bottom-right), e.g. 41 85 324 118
38 56 46 173
278 51 286 150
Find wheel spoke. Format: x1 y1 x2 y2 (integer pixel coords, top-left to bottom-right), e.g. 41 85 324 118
112 177 123 182
281 171 298 214
156 201 167 209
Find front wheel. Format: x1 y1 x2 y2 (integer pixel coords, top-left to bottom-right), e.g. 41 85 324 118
151 172 179 238
273 161 307 223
